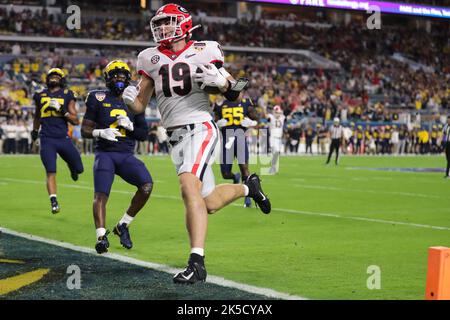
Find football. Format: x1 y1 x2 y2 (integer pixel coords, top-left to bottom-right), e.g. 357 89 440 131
195 66 223 94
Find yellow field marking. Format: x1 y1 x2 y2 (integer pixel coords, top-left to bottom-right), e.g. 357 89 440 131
0 268 50 295
0 259 25 264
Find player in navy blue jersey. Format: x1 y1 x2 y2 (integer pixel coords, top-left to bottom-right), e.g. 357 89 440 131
31 68 84 214
213 95 258 208
81 60 153 254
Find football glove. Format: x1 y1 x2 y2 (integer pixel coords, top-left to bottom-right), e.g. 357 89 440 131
49 99 62 111
117 115 134 132
216 118 228 128
241 117 257 128
92 128 123 142
193 64 228 91
123 86 138 107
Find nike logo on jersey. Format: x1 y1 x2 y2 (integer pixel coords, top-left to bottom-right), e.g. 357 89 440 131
185 54 196 59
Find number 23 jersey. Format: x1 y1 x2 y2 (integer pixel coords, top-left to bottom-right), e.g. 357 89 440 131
137 40 225 129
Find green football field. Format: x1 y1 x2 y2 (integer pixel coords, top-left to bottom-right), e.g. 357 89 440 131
1 154 449 300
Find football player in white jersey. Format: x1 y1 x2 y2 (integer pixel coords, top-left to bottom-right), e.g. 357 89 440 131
267 105 286 174
121 3 271 284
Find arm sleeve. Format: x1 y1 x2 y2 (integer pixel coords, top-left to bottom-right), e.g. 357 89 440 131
83 92 98 122
130 113 148 141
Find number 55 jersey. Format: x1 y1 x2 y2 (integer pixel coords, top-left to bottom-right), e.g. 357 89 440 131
137 40 224 128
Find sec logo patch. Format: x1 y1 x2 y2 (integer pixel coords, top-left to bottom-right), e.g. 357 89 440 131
151 55 160 64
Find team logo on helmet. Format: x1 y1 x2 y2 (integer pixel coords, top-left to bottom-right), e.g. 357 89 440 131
95 92 106 102
151 55 160 64
178 6 188 13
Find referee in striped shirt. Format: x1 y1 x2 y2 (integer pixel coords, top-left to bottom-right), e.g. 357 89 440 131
443 116 450 178
326 117 344 165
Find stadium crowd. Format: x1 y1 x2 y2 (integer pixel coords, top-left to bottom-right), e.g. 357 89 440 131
0 4 449 156
1 7 448 114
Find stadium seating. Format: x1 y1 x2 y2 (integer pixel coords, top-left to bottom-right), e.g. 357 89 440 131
0 2 448 156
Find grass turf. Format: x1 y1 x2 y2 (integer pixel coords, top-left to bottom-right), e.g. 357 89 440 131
1 154 449 299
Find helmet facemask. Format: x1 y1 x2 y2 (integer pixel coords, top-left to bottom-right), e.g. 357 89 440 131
47 74 62 88
151 14 186 45
106 70 130 96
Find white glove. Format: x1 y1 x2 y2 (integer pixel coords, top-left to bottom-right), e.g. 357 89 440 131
117 115 134 132
193 64 228 91
92 128 123 142
216 118 228 128
123 85 138 107
241 117 257 128
49 99 62 112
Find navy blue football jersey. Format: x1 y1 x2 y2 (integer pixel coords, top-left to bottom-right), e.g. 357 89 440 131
84 89 148 153
214 98 253 131
33 88 76 138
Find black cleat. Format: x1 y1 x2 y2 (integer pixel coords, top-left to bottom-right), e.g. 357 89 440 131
95 231 110 254
113 223 133 249
173 255 207 284
245 173 271 214
51 200 60 214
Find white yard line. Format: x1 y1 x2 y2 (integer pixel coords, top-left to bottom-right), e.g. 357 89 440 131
291 184 444 199
275 208 450 231
0 227 306 300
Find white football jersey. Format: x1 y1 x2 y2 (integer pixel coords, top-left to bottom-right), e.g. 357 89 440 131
137 40 225 129
268 114 285 138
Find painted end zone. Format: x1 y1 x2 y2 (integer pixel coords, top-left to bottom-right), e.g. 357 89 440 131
0 230 305 300
0 232 274 300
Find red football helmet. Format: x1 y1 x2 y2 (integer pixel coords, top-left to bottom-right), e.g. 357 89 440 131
150 4 200 47
273 105 283 114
